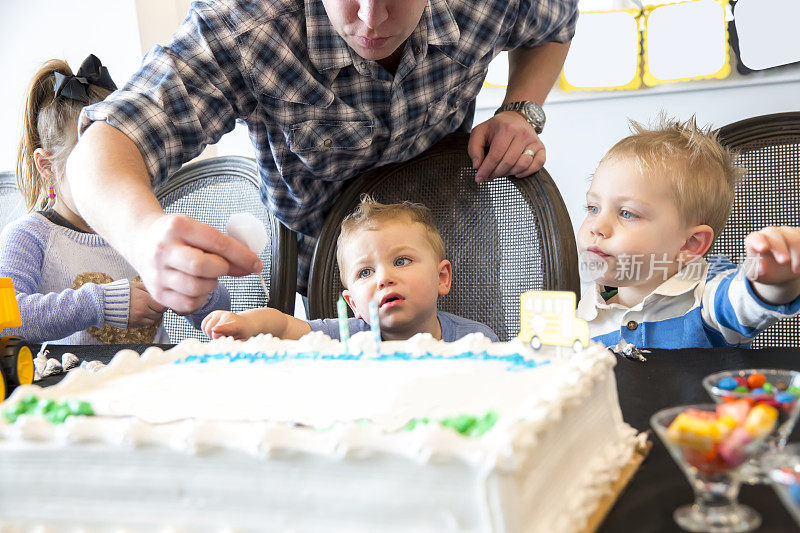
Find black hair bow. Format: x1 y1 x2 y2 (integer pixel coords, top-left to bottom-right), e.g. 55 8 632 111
53 54 117 103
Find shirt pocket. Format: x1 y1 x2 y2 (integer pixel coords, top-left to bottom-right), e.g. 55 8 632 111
287 120 375 175
288 120 374 152
426 72 485 127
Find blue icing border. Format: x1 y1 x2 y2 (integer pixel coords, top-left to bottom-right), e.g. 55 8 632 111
174 350 548 371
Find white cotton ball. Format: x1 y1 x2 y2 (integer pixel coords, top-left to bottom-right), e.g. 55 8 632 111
226 212 268 254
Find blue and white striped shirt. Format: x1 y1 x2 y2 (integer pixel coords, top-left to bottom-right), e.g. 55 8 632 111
577 256 800 349
78 0 578 291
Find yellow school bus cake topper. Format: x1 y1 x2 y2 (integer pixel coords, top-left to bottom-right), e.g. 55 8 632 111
519 291 589 353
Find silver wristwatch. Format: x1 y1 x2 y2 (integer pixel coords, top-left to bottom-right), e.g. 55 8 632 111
494 101 546 134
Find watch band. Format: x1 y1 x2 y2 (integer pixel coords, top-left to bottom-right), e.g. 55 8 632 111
494 101 545 134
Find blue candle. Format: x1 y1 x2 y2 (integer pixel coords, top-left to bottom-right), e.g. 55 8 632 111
337 295 350 353
369 300 380 353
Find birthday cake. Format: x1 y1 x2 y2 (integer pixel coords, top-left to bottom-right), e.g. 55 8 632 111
0 332 635 532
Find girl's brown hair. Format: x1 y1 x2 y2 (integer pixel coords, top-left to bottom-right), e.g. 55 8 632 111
16 60 111 211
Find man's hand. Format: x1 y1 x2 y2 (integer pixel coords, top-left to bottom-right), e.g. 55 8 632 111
744 226 800 304
468 111 545 183
128 281 168 328
135 214 262 314
202 310 255 340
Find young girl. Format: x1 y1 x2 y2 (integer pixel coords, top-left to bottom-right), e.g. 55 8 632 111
0 55 229 344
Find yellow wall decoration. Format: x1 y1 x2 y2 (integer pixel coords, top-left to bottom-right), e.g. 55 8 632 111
560 9 642 92
642 0 731 86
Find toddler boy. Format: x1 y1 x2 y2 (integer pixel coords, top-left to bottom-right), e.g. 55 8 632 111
576 116 800 348
203 196 498 342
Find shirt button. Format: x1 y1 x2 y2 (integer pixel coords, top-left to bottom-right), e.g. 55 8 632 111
414 46 421 54
395 135 402 141
626 320 638 331
323 139 332 147
453 100 460 109
360 61 368 69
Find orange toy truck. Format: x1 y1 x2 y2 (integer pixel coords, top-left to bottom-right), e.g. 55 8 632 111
0 278 33 399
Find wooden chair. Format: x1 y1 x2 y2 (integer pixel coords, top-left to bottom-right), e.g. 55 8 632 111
156 156 296 342
306 133 579 341
711 112 800 348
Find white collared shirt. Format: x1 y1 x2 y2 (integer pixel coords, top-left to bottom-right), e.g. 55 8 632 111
577 256 800 349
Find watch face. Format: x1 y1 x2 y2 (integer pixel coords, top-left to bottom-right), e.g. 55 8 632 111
523 102 545 125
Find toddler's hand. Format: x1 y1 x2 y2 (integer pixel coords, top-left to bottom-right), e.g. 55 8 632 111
744 226 800 286
129 281 168 328
201 310 253 340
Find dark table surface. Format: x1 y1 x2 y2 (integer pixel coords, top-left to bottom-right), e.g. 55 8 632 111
26 343 800 532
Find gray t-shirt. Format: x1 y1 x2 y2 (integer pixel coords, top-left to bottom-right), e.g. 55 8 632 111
308 310 498 342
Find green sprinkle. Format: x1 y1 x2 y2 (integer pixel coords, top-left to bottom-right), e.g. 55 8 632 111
404 418 430 431
19 395 38 409
2 408 19 424
440 414 477 435
472 411 499 437
67 400 94 417
1 395 95 425
45 405 71 425
34 398 55 415
734 386 749 393
787 386 800 396
763 382 774 393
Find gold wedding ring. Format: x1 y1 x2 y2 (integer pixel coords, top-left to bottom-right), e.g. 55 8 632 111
522 149 536 157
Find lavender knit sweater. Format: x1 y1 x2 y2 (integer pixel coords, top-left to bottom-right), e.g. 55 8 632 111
0 213 229 344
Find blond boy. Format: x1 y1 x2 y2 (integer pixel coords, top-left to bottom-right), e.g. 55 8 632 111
576 116 800 349
203 197 498 342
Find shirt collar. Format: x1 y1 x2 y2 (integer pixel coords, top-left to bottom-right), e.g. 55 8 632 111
305 0 460 72
576 257 709 321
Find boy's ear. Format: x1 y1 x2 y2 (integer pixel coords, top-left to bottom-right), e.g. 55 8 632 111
33 148 55 182
342 289 362 319
680 224 714 262
437 260 452 296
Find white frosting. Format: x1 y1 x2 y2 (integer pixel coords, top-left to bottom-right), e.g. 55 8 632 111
0 332 636 532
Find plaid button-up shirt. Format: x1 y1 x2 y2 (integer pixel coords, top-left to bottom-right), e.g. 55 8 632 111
81 0 578 292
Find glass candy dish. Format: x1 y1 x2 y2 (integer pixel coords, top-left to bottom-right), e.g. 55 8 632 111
762 443 800 527
651 403 778 532
703 369 800 484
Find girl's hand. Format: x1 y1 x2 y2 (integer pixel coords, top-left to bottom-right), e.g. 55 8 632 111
201 310 253 340
129 281 167 327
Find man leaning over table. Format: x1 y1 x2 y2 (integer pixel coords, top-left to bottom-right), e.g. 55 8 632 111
66 0 578 313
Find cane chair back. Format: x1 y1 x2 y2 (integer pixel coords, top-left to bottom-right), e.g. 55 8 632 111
710 112 800 348
156 156 296 342
307 133 579 341
0 172 26 231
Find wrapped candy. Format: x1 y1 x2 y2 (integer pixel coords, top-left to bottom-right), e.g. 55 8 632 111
41 358 62 377
669 401 779 473
61 352 80 371
667 413 716 452
718 427 753 468
716 399 751 425
743 403 778 439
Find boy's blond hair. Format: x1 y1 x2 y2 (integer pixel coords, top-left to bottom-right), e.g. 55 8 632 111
602 115 745 240
336 195 445 287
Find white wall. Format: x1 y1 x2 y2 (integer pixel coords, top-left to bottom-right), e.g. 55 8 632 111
0 0 191 173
